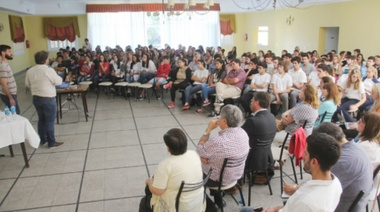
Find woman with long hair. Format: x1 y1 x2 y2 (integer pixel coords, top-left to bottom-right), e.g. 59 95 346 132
333 68 366 122
314 83 340 127
281 84 319 136
196 58 227 113
358 112 380 168
138 53 157 89
163 58 192 109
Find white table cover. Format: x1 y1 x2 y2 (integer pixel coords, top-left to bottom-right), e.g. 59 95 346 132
0 115 40 149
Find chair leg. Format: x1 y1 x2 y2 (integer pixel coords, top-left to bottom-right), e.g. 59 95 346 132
248 171 252 206
290 156 298 184
235 183 245 206
299 160 303 180
280 160 284 194
265 170 273 195
8 146 14 157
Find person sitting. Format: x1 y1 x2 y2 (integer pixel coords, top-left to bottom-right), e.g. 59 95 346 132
164 58 192 109
242 58 259 95
281 84 319 136
269 61 292 118
274 122 372 212
214 59 246 107
333 68 366 123
93 54 110 86
138 53 157 85
314 83 340 128
109 54 124 92
196 105 249 209
182 60 209 110
196 58 227 113
144 128 204 212
288 57 307 109
51 55 66 80
241 133 342 212
241 62 271 114
358 112 380 169
359 66 379 114
139 56 171 99
241 92 277 179
77 55 94 83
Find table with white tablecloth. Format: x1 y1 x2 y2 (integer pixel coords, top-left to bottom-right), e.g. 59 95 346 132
0 115 40 167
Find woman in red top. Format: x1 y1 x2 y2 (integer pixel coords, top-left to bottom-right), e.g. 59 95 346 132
77 55 94 83
139 56 171 99
93 54 110 87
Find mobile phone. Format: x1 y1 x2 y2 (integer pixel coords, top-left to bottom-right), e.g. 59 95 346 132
253 207 263 212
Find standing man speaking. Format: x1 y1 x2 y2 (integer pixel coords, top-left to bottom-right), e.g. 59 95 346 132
25 51 63 148
0 45 20 114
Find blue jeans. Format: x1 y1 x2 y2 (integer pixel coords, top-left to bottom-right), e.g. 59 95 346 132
333 97 359 122
138 72 155 84
33 96 57 146
184 84 203 104
201 84 216 102
0 94 20 114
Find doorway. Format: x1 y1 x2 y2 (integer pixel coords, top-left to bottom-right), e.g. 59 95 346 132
318 27 339 54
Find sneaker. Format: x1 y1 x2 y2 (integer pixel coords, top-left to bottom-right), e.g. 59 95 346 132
168 101 175 108
202 100 210 107
49 142 64 148
182 103 190 110
163 83 172 89
138 96 145 101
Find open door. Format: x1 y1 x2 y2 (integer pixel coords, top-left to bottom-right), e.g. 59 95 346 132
319 27 339 54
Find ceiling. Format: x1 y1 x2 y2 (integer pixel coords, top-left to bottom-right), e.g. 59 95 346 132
0 0 358 16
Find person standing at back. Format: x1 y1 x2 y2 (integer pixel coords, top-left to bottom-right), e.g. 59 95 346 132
0 44 20 114
25 51 63 148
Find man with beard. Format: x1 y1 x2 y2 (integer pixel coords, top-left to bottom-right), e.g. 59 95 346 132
240 133 342 212
0 45 20 114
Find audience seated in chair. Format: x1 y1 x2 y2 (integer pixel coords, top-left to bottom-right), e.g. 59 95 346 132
241 62 271 114
269 61 292 118
196 105 249 209
241 132 342 212
288 56 307 109
281 84 319 136
241 92 277 195
143 128 204 212
214 59 246 109
314 82 339 128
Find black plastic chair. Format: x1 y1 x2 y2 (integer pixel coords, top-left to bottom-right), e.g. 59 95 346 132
349 190 365 212
175 169 212 212
208 157 246 212
367 164 380 212
278 121 307 194
319 111 328 123
245 138 274 206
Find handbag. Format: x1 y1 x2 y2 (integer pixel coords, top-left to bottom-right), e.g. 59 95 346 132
139 185 153 212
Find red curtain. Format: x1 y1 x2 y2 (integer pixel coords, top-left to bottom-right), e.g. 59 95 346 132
9 15 25 43
220 20 233 35
47 23 76 42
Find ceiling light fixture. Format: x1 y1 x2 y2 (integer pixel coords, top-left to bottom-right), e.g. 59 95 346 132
232 0 304 11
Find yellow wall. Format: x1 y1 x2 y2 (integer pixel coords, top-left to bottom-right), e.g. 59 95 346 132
0 12 31 73
24 15 87 65
0 13 87 73
228 0 380 57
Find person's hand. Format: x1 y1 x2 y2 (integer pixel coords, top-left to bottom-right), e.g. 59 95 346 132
349 105 358 111
349 123 358 130
283 182 297 195
207 119 219 132
200 157 208 164
9 98 16 107
145 178 153 186
276 98 282 104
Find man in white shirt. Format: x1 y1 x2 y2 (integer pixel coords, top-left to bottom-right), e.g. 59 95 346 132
241 132 342 212
241 62 271 113
288 57 307 108
25 51 64 148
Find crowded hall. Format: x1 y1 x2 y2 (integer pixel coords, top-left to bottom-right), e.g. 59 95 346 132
0 0 380 211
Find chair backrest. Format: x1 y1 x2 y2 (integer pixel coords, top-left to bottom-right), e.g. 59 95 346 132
175 169 212 212
373 164 380 180
348 190 365 212
319 111 328 123
217 157 246 191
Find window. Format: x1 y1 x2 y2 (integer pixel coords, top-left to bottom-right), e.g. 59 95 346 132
220 34 234 46
257 26 268 46
47 37 78 52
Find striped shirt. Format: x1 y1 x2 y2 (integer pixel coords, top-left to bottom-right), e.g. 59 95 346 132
197 127 249 185
0 61 17 95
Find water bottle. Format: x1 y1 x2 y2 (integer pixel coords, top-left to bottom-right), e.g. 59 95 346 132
10 105 16 115
4 106 10 121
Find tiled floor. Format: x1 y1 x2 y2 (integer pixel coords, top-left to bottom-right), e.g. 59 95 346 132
1 72 373 212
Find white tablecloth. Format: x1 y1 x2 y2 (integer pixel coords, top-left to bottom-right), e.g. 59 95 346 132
0 115 40 149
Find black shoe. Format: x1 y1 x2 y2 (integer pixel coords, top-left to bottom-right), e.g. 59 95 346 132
49 142 64 148
40 141 47 146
